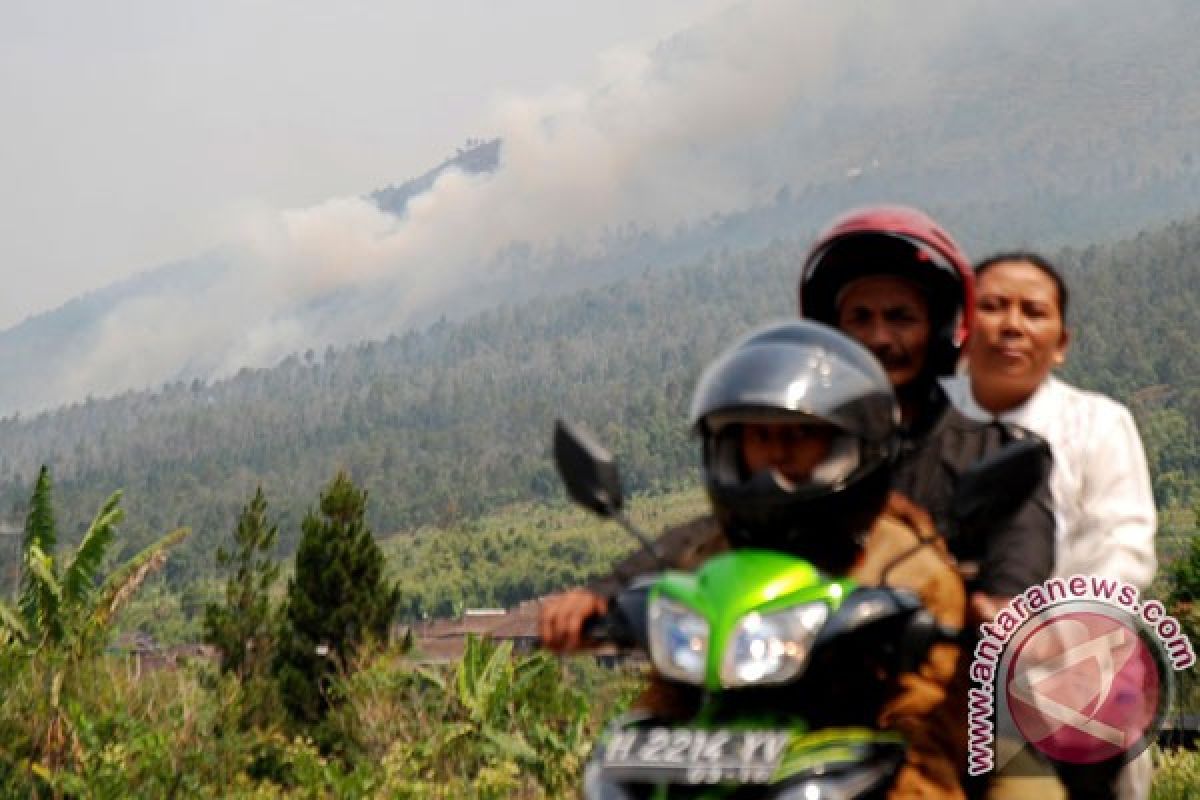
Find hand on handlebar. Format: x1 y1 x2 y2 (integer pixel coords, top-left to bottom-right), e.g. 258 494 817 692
538 588 610 653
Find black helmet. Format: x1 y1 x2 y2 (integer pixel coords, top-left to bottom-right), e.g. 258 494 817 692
689 320 899 572
798 205 974 379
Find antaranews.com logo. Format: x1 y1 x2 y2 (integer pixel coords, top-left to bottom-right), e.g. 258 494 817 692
967 574 1196 776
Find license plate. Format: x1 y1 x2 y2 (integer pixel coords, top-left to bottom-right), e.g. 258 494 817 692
598 727 789 785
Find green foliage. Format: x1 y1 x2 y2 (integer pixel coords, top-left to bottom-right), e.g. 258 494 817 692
0 627 640 797
1166 503 1200 606
204 487 280 680
274 473 400 725
17 466 61 644
1140 410 1200 507
320 636 639 797
0 646 260 797
89 527 191 636
1 468 188 655
384 491 707 620
0 601 27 645
61 491 121 614
18 544 61 644
111 583 198 645
1152 747 1200 800
25 548 1189 798
1155 503 1200 718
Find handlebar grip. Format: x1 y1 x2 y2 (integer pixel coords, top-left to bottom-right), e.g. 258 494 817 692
581 612 609 642
582 608 633 647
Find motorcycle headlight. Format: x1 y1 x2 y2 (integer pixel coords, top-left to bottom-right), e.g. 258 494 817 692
648 596 710 685
720 602 829 688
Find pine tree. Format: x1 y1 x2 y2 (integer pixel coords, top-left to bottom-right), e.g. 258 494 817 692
203 486 279 678
274 472 401 723
18 466 60 643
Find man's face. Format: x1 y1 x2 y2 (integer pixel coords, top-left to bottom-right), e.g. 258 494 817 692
836 276 931 388
740 422 834 485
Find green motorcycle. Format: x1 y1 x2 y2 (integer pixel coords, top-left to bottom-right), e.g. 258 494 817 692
551 419 1046 799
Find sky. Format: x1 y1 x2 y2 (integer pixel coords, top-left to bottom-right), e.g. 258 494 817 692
0 0 732 332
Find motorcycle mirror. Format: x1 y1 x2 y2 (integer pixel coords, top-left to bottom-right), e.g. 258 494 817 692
553 419 625 517
950 436 1052 535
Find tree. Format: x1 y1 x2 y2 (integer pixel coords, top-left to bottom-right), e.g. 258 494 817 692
0 465 190 651
274 472 401 724
14 466 62 644
1167 501 1200 716
1167 501 1200 608
203 486 279 678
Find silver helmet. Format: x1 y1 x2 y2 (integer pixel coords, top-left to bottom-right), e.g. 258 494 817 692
689 320 900 570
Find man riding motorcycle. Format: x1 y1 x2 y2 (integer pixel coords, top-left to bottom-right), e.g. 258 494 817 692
798 206 1054 612
569 320 968 799
541 207 1056 795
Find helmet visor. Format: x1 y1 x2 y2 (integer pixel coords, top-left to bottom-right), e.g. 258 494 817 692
689 330 897 444
706 422 865 497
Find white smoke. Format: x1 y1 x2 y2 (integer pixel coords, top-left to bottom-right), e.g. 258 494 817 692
16 0 1057 411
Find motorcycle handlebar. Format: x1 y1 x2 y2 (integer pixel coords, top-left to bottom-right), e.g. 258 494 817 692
582 608 634 647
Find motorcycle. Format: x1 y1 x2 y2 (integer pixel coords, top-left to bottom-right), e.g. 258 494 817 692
550 419 1048 800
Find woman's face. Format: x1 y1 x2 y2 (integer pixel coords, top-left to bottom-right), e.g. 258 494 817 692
967 259 1069 411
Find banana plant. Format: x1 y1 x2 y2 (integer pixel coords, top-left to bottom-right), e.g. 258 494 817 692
0 466 190 652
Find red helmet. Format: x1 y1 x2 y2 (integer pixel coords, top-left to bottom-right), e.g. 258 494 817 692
798 205 974 377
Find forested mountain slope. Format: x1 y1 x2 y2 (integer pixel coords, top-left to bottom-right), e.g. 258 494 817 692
1 215 1197 588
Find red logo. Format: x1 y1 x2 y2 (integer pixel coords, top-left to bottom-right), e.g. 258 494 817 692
1005 611 1160 764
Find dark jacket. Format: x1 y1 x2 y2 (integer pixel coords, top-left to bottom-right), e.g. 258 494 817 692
892 389 1056 597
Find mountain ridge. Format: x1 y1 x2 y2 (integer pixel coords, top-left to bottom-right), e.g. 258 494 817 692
4 0 1200 416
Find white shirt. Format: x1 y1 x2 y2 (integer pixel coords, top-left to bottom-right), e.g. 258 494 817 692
940 375 1157 589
